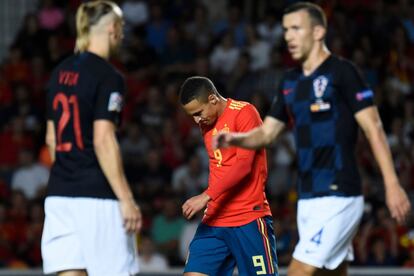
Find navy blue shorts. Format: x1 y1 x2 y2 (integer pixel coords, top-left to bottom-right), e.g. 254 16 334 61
184 216 278 276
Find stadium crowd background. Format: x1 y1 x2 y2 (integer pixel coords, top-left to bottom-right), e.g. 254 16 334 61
0 0 414 272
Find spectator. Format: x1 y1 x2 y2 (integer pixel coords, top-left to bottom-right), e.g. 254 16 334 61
212 5 247 48
160 26 195 77
135 149 172 196
134 86 169 136
121 0 149 33
245 24 271 71
178 212 202 264
121 122 150 169
11 149 49 200
404 249 414 267
0 117 34 170
3 47 30 84
37 0 64 32
172 154 208 198
145 3 171 54
257 10 284 47
226 52 257 100
151 197 185 266
138 235 169 272
209 32 240 76
184 4 212 54
13 13 48 59
0 203 14 266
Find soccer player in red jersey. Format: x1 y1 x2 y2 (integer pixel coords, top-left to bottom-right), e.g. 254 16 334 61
179 76 278 276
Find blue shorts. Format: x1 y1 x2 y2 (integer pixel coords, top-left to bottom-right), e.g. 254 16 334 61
184 216 278 276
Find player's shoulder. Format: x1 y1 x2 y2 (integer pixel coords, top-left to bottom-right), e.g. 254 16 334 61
228 99 252 112
50 54 76 76
227 99 259 117
330 55 359 73
82 52 123 80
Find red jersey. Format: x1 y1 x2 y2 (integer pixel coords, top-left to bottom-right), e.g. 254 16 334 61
202 99 272 226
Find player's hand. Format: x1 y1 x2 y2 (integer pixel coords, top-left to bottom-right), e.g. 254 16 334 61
182 193 210 220
120 198 142 233
385 182 411 224
212 132 233 150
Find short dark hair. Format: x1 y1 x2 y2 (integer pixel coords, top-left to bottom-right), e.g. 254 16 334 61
179 76 217 105
284 2 327 28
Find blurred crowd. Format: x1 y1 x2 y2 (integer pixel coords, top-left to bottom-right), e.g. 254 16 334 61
0 0 414 271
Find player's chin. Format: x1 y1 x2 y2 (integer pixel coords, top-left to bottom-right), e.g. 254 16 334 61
199 120 211 127
291 53 303 61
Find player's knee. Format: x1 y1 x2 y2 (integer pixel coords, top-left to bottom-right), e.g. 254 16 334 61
313 262 348 276
57 270 87 276
184 272 208 276
288 259 317 276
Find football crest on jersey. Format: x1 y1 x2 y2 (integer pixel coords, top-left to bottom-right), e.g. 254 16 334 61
313 76 328 99
108 92 123 112
212 124 230 136
221 124 230 133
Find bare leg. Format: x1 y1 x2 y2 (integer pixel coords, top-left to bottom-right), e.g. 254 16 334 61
316 262 347 276
58 270 87 276
287 258 318 276
288 259 348 276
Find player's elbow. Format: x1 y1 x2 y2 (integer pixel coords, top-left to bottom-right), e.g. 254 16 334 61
259 117 284 146
93 132 111 152
261 127 277 146
362 119 384 142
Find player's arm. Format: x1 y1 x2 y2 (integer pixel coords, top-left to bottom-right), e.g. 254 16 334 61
339 59 410 224
45 120 56 162
183 146 256 220
93 120 142 232
45 75 56 163
182 152 255 220
94 73 141 233
213 116 285 150
355 107 411 223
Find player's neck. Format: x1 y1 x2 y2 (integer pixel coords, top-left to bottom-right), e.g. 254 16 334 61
216 97 228 117
88 36 110 60
302 45 330 76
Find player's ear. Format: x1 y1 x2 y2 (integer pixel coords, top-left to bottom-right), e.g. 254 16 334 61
108 21 116 35
313 25 326 41
208 94 218 105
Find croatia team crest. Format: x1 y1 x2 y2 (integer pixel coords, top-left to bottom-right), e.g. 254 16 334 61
313 76 328 99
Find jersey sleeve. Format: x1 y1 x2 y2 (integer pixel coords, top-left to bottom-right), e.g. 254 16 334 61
94 72 125 125
235 104 263 158
339 60 374 113
267 77 289 122
204 104 261 200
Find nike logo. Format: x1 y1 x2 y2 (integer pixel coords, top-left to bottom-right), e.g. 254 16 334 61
305 249 315 254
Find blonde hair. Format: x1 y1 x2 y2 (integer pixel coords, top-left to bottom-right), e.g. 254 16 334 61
75 1 122 53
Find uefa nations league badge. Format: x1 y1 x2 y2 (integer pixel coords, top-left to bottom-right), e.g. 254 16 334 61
310 75 331 112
